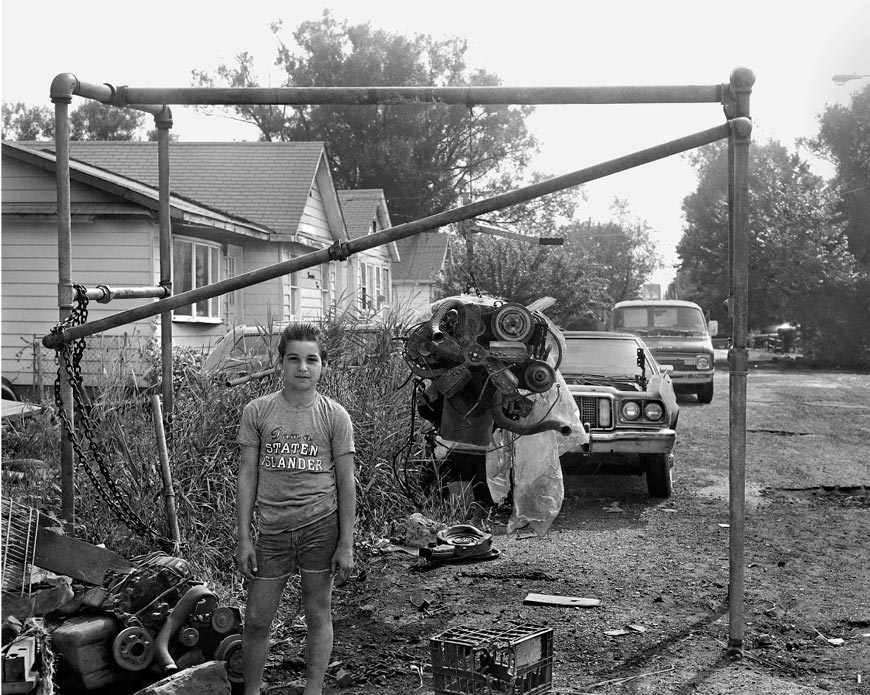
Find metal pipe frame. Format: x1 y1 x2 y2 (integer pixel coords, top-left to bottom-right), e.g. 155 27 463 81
84 285 171 303
45 70 753 656
100 84 725 107
725 67 755 657
42 119 745 349
52 97 75 529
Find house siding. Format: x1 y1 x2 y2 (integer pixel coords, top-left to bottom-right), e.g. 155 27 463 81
2 215 156 389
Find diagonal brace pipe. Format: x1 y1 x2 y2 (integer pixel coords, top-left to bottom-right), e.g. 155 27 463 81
41 118 747 349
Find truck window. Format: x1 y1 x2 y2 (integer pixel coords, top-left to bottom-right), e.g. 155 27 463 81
613 305 708 335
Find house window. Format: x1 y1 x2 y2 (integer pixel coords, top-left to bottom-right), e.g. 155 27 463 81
359 261 370 311
320 263 333 315
173 237 222 321
226 256 237 309
375 265 383 308
382 268 390 305
289 270 300 317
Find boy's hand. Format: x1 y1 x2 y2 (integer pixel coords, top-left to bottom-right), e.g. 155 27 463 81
331 546 353 586
235 538 258 580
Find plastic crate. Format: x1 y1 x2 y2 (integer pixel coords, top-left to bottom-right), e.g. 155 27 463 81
430 623 553 694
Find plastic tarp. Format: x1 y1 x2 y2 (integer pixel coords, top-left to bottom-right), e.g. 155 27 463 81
486 320 588 536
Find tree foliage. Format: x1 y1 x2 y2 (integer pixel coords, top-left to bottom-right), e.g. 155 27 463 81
191 11 537 226
676 138 870 367
807 84 870 266
2 102 55 140
677 139 854 331
437 198 660 327
2 101 145 141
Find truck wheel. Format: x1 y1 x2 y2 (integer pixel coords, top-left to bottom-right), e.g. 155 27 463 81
644 454 673 498
697 381 714 403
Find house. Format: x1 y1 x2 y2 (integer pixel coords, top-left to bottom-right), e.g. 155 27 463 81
392 232 452 317
1 140 389 392
337 189 399 316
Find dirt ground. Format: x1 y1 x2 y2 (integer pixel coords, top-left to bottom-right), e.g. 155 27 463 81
260 352 869 694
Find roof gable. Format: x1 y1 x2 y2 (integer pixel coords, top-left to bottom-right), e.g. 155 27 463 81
393 232 450 281
15 140 335 237
338 189 399 261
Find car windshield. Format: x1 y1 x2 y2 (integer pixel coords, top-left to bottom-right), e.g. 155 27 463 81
613 305 708 337
561 338 645 377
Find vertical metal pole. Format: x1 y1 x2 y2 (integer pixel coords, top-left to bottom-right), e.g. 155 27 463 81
155 108 174 423
151 395 181 551
726 67 754 657
52 97 75 529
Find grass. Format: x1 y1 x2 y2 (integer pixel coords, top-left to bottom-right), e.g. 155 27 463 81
2 313 466 599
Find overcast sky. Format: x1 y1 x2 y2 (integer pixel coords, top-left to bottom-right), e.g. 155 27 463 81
3 0 869 287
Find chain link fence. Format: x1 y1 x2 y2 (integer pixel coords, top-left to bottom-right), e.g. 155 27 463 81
20 331 156 402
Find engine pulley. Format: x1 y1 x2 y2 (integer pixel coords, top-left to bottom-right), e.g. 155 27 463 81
523 360 556 393
112 625 156 671
492 302 535 342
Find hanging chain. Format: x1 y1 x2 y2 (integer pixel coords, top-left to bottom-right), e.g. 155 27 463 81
52 285 162 541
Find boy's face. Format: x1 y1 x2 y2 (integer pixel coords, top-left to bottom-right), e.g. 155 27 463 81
280 340 323 393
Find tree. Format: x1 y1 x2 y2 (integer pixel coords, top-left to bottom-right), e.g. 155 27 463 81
3 100 146 141
69 101 145 141
676 139 862 362
562 199 661 306
437 197 659 327
808 84 870 266
192 11 537 226
2 102 54 140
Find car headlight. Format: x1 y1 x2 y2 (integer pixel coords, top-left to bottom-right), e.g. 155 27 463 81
643 402 664 421
621 401 641 421
696 355 711 369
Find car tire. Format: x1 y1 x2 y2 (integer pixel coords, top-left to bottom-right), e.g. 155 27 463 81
644 453 673 498
697 381 714 404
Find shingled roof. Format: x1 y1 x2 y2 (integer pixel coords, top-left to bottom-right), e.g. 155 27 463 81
393 232 450 281
15 141 331 236
337 189 399 260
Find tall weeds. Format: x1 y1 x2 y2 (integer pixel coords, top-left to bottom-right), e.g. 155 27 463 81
2 315 440 592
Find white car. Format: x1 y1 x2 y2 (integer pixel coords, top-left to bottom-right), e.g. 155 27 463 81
558 331 679 498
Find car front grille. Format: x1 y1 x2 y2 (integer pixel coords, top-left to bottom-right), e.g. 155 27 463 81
574 395 612 430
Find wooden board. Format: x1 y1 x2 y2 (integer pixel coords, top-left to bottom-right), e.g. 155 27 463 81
33 527 134 585
523 592 601 608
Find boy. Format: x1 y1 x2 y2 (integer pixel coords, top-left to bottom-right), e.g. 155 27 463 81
235 323 356 695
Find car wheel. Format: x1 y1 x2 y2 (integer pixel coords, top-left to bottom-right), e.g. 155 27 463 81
697 381 714 404
644 453 673 498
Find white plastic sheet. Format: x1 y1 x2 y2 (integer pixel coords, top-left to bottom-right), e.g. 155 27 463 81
487 368 587 536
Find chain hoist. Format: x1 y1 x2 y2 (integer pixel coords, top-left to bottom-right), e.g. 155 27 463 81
52 284 163 541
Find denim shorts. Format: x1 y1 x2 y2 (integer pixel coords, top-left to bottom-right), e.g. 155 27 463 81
254 512 338 580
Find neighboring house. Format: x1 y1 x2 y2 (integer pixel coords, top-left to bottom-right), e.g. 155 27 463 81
392 232 452 317
337 189 399 316
1 140 366 391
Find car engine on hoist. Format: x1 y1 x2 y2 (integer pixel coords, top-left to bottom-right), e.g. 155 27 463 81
402 295 575 446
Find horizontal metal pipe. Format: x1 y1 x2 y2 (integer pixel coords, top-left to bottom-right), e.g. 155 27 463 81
85 285 171 303
41 119 740 349
50 73 170 117
118 84 724 106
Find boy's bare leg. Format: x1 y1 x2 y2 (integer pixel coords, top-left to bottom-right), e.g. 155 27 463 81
300 570 334 695
242 577 288 695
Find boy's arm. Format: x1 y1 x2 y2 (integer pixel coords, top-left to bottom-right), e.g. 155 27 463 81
235 444 260 578
332 452 356 584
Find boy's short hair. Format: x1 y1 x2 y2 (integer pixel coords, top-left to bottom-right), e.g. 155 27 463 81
278 322 327 361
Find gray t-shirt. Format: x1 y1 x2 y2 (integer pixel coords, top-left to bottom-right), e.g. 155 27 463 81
237 391 355 534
